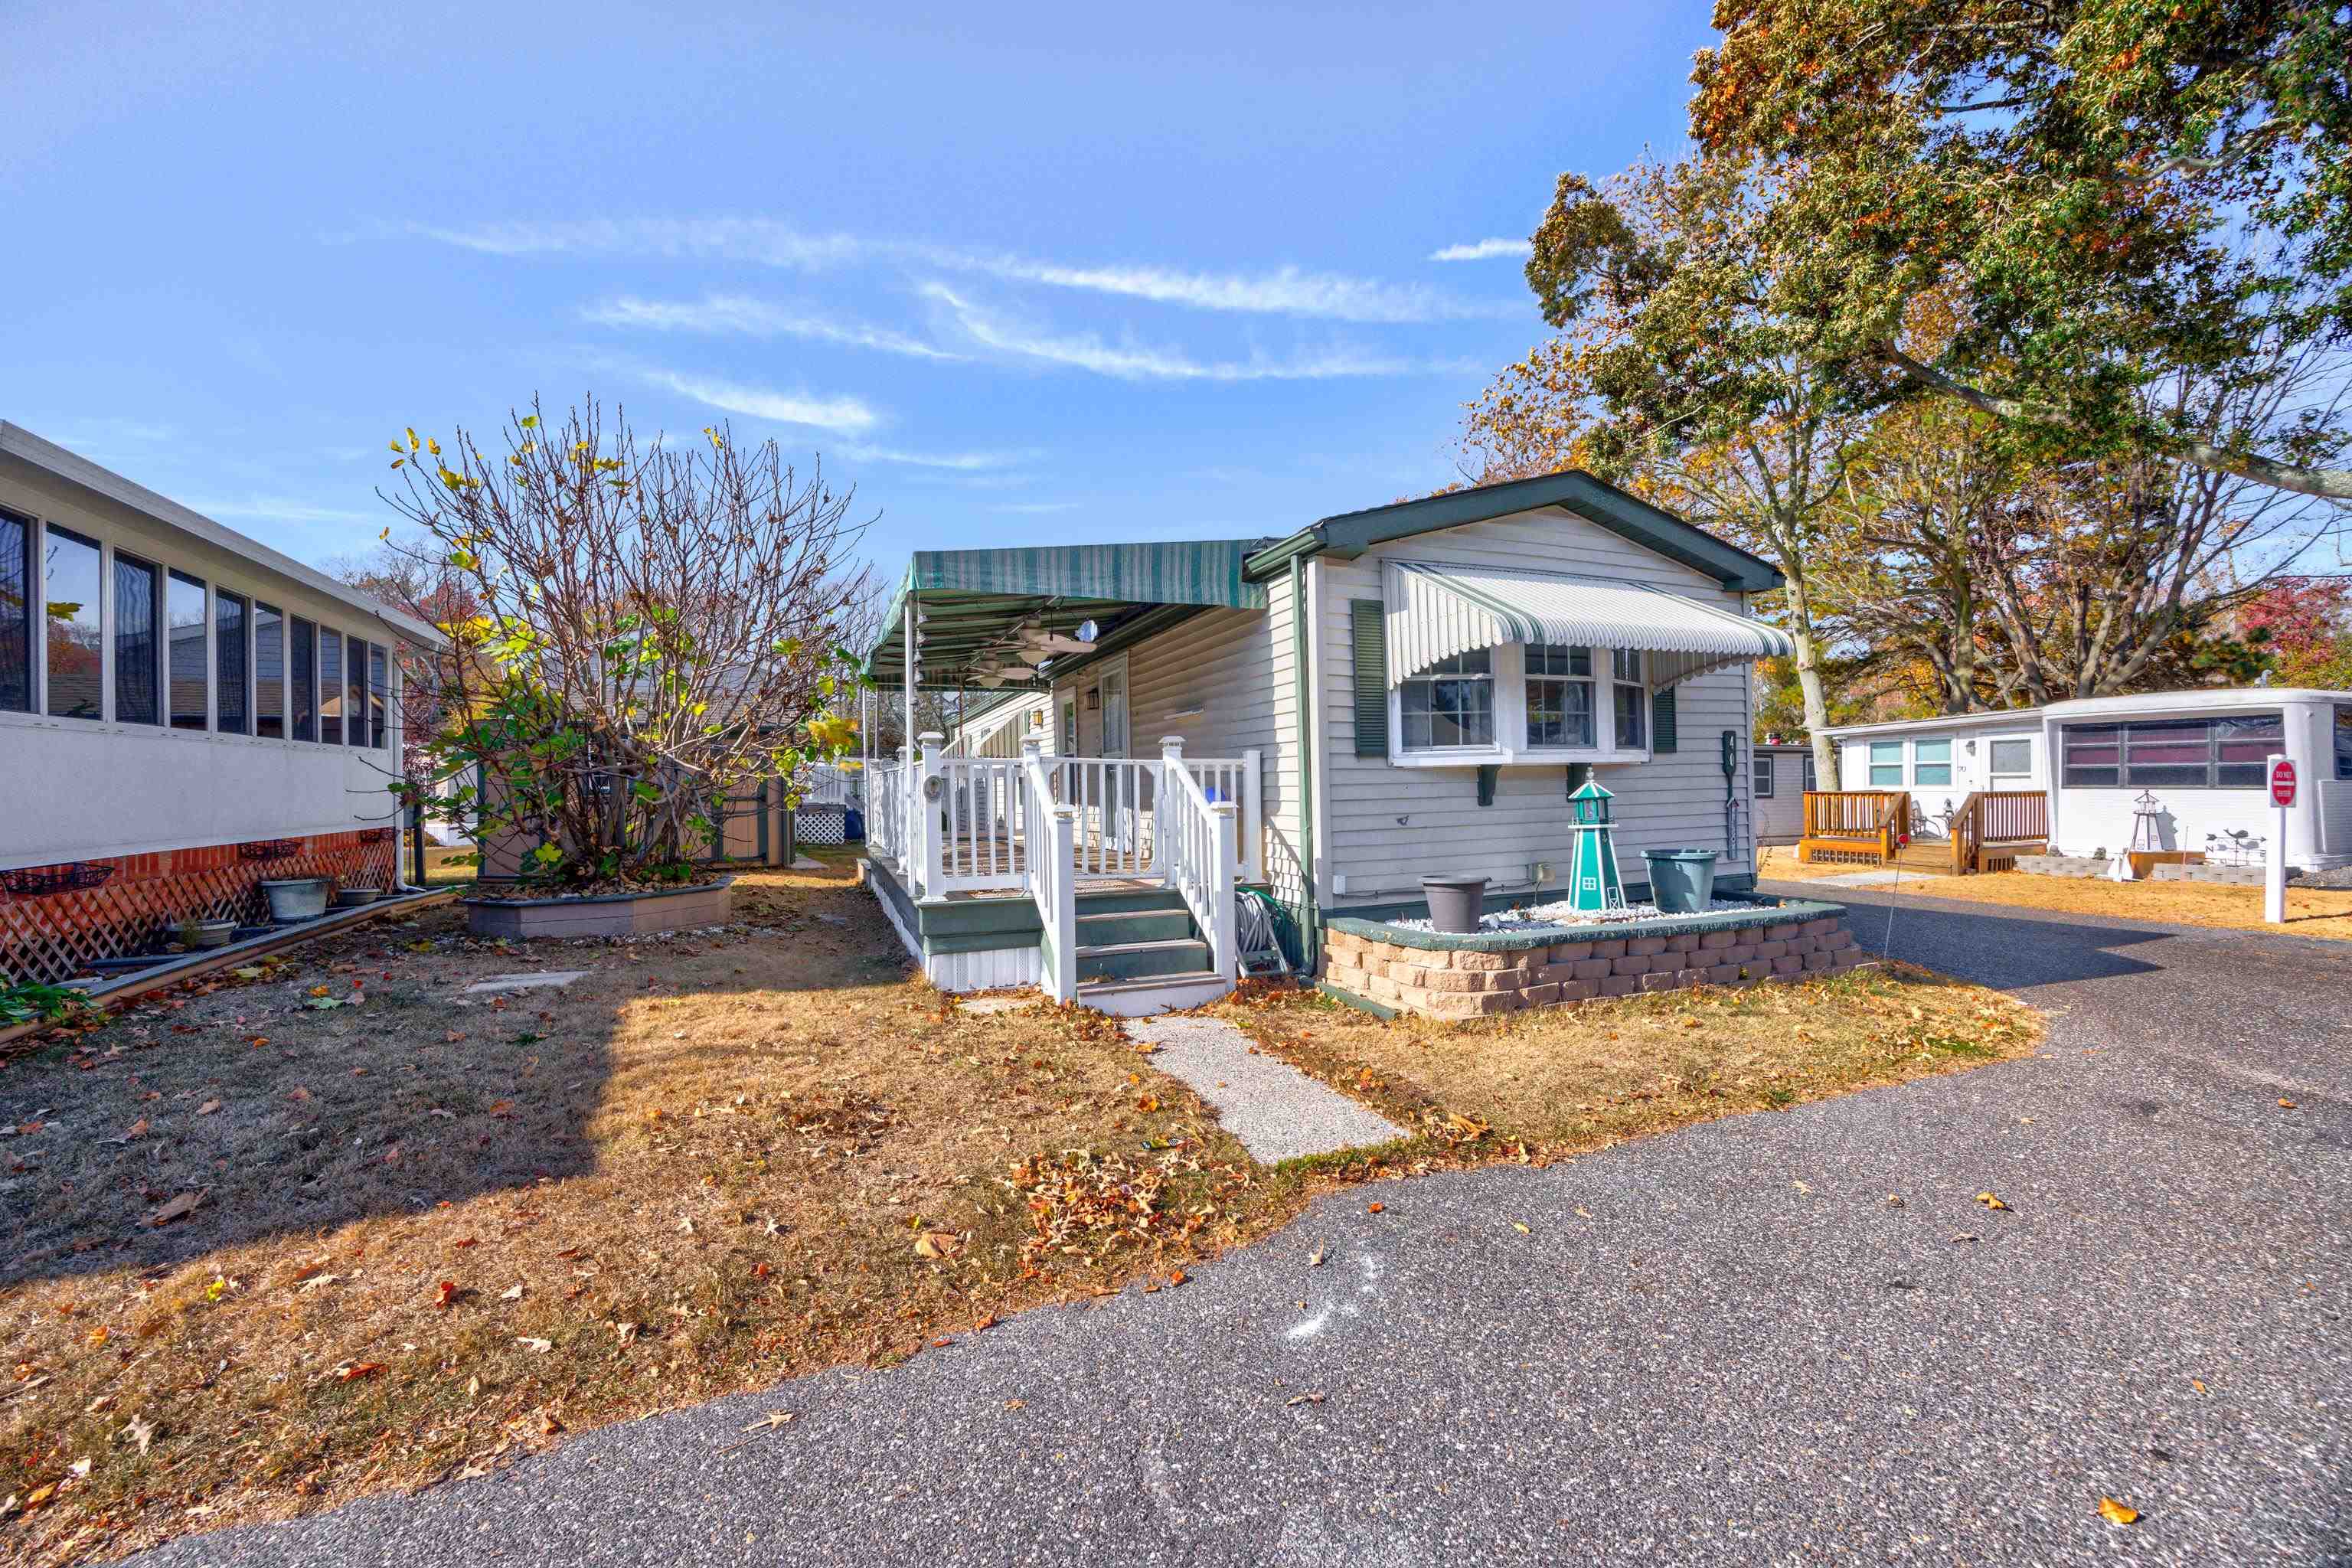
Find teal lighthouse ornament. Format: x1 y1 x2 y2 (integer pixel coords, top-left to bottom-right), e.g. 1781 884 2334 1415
1566 776 1626 913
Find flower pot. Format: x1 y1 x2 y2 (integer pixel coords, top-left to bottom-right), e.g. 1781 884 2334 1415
334 887 384 909
1642 850 1721 913
1420 876 1490 935
260 877 331 923
178 919 236 949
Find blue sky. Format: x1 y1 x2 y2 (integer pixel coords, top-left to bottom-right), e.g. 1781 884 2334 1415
2 1 1710 586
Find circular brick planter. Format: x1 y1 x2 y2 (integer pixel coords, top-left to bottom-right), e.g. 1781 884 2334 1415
1321 897 1865 1021
459 877 735 941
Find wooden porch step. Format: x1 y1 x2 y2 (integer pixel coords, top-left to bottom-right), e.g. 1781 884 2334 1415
1076 970 1231 1018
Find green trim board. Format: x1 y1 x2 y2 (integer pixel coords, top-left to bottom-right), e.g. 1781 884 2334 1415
1243 472 1783 593
1325 893 1848 955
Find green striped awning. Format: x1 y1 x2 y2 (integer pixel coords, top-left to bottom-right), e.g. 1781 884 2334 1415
864 539 1269 689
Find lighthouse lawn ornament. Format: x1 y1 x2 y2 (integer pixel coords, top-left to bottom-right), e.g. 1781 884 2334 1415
1567 776 1628 913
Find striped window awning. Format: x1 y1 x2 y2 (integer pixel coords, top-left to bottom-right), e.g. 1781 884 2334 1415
1383 560 1795 689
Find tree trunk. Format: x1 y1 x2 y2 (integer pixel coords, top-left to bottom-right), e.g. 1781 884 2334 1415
1793 627 1838 793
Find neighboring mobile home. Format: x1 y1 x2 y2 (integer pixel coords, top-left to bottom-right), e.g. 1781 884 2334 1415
0 423 444 982
1750 739 1816 846
858 472 1792 1013
1819 688 2352 871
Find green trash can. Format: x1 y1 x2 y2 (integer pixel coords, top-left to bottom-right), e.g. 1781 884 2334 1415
1642 849 1720 913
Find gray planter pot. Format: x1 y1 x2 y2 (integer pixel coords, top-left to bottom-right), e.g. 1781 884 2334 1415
334 887 384 908
1642 849 1721 913
260 877 331 923
1419 876 1490 935
178 919 236 949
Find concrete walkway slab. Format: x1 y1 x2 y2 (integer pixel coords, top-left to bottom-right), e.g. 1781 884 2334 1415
1129 1016 1406 1163
462 971 589 995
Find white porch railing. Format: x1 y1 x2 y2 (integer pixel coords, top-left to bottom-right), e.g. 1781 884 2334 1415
1021 738 1080 1003
1157 737 1237 985
871 736 1260 905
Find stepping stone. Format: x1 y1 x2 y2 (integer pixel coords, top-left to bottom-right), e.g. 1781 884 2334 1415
1128 1017 1406 1165
791 856 826 871
464 971 589 995
1815 869 1904 887
957 995 1031 1016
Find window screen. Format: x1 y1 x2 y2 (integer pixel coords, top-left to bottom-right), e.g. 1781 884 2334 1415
290 616 316 740
168 570 208 730
44 525 103 720
347 632 368 746
255 603 285 737
1988 738 2031 778
369 643 388 749
1524 643 1592 748
215 590 249 734
114 550 162 726
0 507 29 713
1400 648 1494 749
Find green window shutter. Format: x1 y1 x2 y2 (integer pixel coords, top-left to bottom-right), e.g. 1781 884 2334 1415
1350 600 1388 757
1651 687 1677 753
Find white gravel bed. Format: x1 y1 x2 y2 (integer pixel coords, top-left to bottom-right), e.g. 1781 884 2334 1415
1385 896 1759 934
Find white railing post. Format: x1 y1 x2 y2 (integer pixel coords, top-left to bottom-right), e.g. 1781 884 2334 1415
916 732 946 900
1240 746 1264 884
1157 736 1184 881
1022 737 1078 1003
1208 802 1238 980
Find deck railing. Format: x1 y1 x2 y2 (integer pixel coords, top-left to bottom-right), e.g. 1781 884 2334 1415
1799 789 1911 864
1021 739 1080 1003
1949 789 2049 874
934 755 1031 893
866 755 906 867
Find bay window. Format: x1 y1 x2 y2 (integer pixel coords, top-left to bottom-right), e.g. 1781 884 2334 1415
1400 648 1494 750
1524 643 1592 748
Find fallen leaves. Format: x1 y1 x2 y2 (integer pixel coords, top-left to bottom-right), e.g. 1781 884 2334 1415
1367 1202 1385 1214
195 1099 221 1116
514 1338 553 1354
1307 1245 1328 1268
1975 1191 2011 1211
1285 1391 1326 1407
334 1362 385 1382
2098 1497 2139 1525
142 1191 205 1228
2278 1098 2298 1109
433 1281 459 1311
122 1414 155 1456
913 1231 961 1261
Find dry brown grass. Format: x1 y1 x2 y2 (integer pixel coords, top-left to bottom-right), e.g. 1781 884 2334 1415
1215 962 2043 1155
1758 845 2352 942
0 851 2038 1563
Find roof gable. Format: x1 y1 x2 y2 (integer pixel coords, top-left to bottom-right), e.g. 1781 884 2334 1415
1244 471 1782 593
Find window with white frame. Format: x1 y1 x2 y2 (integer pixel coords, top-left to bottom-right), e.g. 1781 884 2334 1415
1610 648 1645 749
1753 751 1775 797
167 570 208 731
1400 648 1495 750
1913 737 1953 786
1524 643 1593 748
1988 737 2031 786
1867 739 1903 786
2063 713 2284 788
113 550 162 727
1802 753 1817 792
0 506 30 714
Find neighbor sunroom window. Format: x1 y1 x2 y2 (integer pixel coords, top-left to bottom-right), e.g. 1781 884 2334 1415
254 603 285 738
113 550 162 727
215 590 249 734
368 643 388 750
2063 714 2284 788
1610 648 1645 750
318 629 343 744
346 632 367 746
289 616 316 741
1400 648 1494 750
167 570 208 730
0 506 29 714
44 526 103 720
1913 737 1952 786
1524 643 1593 748
1868 740 1903 786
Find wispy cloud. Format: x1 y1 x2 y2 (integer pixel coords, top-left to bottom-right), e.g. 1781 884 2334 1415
922 285 1464 382
185 496 384 527
988 501 1080 514
643 370 880 435
397 216 1510 324
1429 237 1532 263
838 441 1027 472
583 294 962 361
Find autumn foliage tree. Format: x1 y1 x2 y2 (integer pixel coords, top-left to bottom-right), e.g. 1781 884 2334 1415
380 398 871 887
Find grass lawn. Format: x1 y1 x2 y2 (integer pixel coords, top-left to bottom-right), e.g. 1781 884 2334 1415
0 851 2036 1562
1758 846 2352 942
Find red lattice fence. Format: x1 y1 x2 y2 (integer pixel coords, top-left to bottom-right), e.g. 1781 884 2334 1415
1 830 399 985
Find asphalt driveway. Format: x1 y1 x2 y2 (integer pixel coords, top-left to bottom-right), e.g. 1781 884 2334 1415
143 888 2351 1566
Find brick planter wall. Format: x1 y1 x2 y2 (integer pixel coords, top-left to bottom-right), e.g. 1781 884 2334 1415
1322 903 1867 1021
2 831 399 985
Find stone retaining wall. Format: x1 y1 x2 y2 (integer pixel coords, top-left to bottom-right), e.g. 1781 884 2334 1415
1324 914 1868 1021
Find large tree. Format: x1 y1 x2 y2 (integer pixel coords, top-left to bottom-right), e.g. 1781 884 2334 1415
1478 157 1870 786
1684 0 2352 499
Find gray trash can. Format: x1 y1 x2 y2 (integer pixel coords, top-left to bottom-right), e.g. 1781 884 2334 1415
1642 850 1720 913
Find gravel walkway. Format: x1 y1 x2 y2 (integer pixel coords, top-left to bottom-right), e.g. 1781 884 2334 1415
136 890 2352 1566
1127 1016 1406 1163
